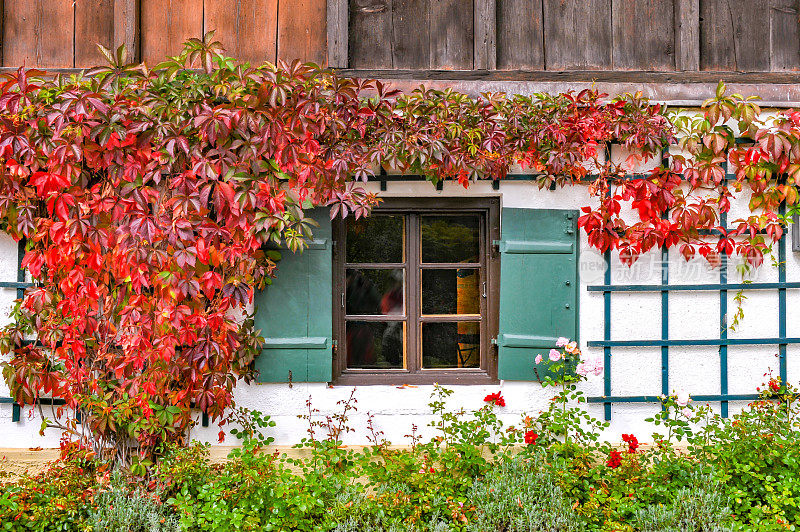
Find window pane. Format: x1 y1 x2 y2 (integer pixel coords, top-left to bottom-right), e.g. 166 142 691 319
346 215 404 263
420 215 480 263
346 321 405 369
421 268 480 315
421 321 480 369
346 269 404 316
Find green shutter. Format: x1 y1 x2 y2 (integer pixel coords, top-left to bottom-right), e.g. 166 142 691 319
496 208 578 381
253 209 332 383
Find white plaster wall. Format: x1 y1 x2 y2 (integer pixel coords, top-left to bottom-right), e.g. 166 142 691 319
0 177 796 448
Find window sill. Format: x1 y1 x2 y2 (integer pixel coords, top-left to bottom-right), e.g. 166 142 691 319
332 369 498 386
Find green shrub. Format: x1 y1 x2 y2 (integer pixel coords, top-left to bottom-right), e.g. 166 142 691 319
7 384 800 531
631 473 732 532
89 474 178 532
467 452 584 532
683 383 800 527
0 457 95 531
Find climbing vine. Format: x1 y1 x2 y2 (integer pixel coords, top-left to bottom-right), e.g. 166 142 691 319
0 33 795 465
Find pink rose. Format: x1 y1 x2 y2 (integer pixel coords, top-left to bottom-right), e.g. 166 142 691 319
576 362 588 377
565 341 578 354
675 390 690 407
556 337 569 347
535 354 543 364
549 349 562 362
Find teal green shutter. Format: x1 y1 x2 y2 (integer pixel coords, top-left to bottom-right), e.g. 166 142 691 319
253 209 332 383
496 208 578 381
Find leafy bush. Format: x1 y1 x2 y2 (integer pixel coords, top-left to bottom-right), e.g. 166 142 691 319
688 381 800 528
0 456 95 531
6 383 800 531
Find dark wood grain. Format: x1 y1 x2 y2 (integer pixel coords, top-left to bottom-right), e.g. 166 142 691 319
473 0 496 69
140 0 203 64
543 0 612 70
0 0 5 64
3 0 74 67
277 0 327 64
205 0 277 65
349 0 393 68
391 0 429 69
76 0 114 67
675 0 700 71
612 0 674 70
113 0 141 62
770 0 800 71
328 0 348 67
700 0 770 71
429 0 472 69
496 0 543 70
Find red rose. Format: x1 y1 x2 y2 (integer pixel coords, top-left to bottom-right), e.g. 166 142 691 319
484 391 506 407
769 379 781 392
606 450 623 468
524 430 538 445
621 433 639 454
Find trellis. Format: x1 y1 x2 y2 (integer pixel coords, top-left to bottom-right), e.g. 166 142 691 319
586 160 797 420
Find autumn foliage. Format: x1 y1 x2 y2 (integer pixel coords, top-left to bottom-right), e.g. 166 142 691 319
0 34 797 463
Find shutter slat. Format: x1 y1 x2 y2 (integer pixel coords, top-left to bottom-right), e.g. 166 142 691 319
253 209 332 383
497 208 578 381
495 240 574 254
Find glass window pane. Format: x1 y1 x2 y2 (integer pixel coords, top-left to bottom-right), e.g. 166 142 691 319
421 268 480 315
346 269 404 316
346 215 404 264
346 321 405 369
420 215 480 263
421 321 480 369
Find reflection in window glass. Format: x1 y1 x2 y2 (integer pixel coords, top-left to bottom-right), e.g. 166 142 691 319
346 321 405 369
421 269 479 315
421 321 480 369
346 269 404 316
420 216 479 263
346 215 404 264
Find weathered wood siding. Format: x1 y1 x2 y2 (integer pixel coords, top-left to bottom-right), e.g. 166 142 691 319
0 0 327 67
1 0 799 72
350 0 800 72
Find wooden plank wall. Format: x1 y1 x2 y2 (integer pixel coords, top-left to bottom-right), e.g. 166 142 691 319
2 0 799 71
1 0 327 67
348 0 474 69
350 0 800 72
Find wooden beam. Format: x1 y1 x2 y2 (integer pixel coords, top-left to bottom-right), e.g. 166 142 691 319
334 68 800 83
674 0 699 71
473 0 496 70
327 0 348 67
113 0 140 62
0 0 4 66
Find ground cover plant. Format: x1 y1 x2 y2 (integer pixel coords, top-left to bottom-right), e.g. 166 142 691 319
2 376 800 531
3 342 800 531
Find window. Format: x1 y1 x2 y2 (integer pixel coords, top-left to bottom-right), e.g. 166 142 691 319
332 198 500 384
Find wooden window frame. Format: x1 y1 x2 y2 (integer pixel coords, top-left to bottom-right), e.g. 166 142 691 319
332 197 500 385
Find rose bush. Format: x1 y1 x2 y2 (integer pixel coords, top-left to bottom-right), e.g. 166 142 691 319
3 379 800 530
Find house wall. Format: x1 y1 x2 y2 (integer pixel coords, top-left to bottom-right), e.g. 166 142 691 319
2 165 799 449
